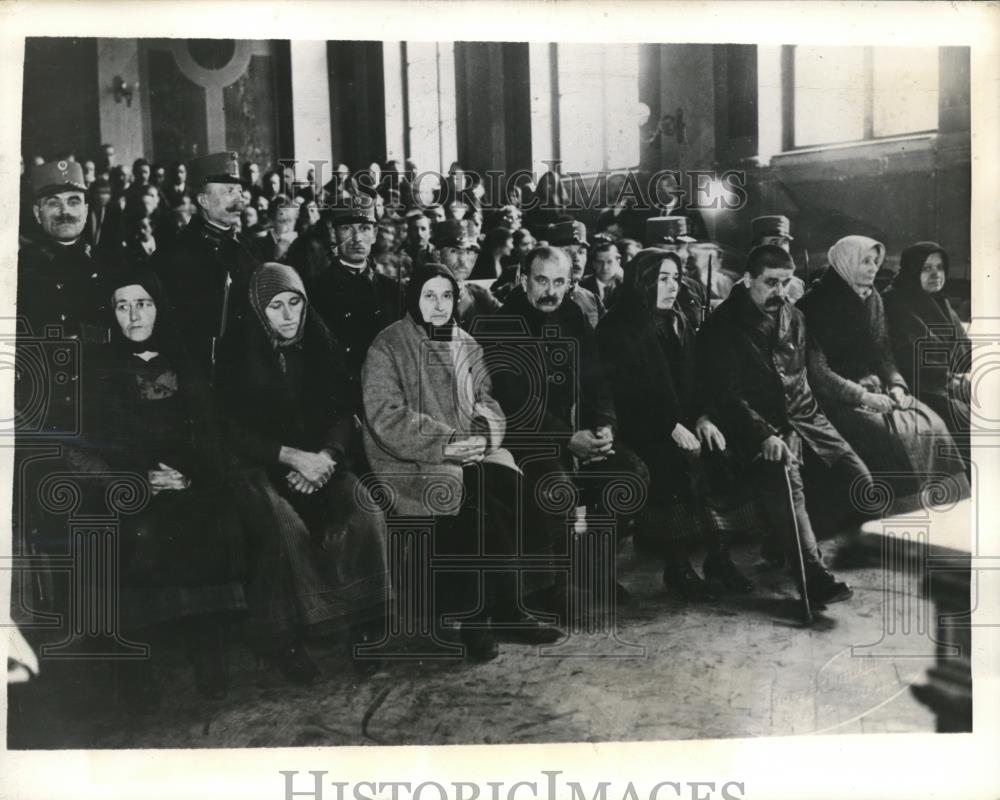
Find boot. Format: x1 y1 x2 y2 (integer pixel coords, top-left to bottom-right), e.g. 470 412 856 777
271 641 321 685
662 561 716 601
802 565 853 606
184 616 228 701
703 549 755 594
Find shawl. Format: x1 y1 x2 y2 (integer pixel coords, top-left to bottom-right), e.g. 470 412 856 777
828 235 885 300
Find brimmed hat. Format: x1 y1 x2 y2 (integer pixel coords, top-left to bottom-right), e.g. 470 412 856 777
645 216 695 246
329 193 377 226
431 219 479 250
186 151 245 192
751 215 793 243
548 219 589 248
31 160 87 199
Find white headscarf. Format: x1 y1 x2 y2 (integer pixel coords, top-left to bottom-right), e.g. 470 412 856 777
827 235 885 299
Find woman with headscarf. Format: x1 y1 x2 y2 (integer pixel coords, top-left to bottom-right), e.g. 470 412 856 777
884 241 971 471
73 268 246 709
362 263 563 661
217 262 389 685
798 236 968 505
596 249 753 600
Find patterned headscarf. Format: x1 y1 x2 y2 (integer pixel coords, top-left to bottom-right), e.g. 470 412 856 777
248 262 308 348
827 235 885 299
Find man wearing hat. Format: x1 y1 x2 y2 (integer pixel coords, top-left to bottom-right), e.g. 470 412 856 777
431 219 498 333
308 194 404 416
750 215 805 303
153 151 261 376
547 219 601 328
17 159 115 434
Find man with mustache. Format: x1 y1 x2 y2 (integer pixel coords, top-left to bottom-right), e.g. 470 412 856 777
17 159 115 434
153 151 261 378
695 245 867 607
547 219 601 328
307 195 404 416
482 247 649 619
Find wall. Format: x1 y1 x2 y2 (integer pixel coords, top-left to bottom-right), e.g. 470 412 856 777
327 41 386 170
96 39 146 168
21 37 100 163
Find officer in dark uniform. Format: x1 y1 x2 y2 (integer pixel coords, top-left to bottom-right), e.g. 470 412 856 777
308 194 405 415
152 151 261 378
17 159 112 436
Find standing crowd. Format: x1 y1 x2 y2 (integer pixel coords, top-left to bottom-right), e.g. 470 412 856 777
14 146 971 711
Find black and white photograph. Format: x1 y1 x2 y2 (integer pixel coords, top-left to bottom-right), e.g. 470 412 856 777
1 2 998 799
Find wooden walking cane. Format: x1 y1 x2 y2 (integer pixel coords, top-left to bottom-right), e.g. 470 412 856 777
783 462 814 624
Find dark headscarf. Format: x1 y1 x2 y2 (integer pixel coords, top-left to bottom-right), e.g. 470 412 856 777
107 267 172 355
248 262 308 349
406 262 460 339
890 241 954 327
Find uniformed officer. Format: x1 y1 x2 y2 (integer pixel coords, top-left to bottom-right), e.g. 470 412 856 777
547 219 601 329
17 159 113 436
430 219 498 333
750 215 805 302
152 151 261 377
308 194 404 415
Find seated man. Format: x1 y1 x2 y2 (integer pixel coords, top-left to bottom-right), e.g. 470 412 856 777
696 245 869 607
580 239 624 313
547 220 601 328
431 219 499 333
481 246 649 615
750 215 806 303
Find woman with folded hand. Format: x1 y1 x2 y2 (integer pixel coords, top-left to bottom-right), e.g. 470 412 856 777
217 262 388 685
73 268 246 710
362 263 564 661
798 236 968 506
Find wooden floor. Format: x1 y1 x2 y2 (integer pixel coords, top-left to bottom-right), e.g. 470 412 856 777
7 521 944 749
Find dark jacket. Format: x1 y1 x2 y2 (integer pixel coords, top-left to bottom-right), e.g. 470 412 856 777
797 266 906 395
152 214 262 376
596 289 697 454
307 259 404 413
16 237 114 436
217 311 354 477
696 282 853 465
482 288 616 446
579 273 622 314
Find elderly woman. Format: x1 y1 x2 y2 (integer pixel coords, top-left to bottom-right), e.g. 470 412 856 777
884 241 971 471
798 236 968 504
597 249 753 599
362 263 562 661
217 263 389 685
75 269 246 709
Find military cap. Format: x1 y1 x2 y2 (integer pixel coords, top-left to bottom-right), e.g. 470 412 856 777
751 215 794 242
31 159 86 199
431 219 479 250
186 151 243 191
645 216 696 246
547 219 590 249
329 193 377 226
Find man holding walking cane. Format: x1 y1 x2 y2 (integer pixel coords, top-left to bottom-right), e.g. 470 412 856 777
695 245 870 609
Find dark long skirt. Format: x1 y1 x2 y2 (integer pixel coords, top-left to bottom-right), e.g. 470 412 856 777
119 487 246 631
823 397 969 506
231 466 389 653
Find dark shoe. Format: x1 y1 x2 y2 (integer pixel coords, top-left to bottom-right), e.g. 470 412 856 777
492 612 564 645
804 567 853 606
662 563 716 601
117 660 161 715
186 628 228 701
346 621 384 679
271 643 322 686
704 551 756 594
459 625 499 662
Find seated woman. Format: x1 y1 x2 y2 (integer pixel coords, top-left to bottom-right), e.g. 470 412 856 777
884 241 971 472
217 263 389 685
469 226 514 281
75 269 246 709
798 236 968 506
597 249 754 600
362 263 563 661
